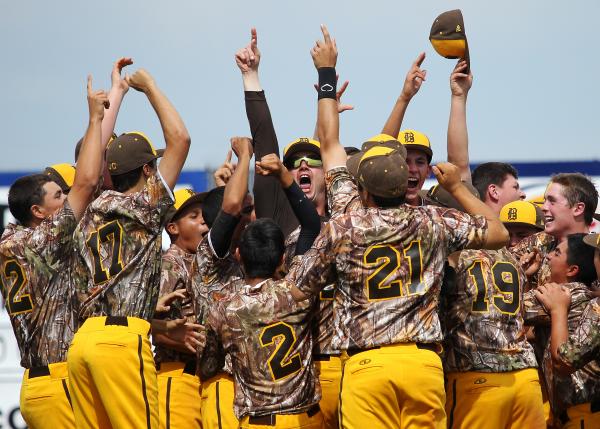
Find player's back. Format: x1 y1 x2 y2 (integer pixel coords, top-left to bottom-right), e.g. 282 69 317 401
210 277 319 419
74 173 173 320
320 204 487 350
0 203 78 368
442 248 537 372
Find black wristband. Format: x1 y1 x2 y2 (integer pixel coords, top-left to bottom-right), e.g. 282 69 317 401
317 67 337 100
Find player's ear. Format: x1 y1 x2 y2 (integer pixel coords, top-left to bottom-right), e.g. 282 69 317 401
142 163 154 178
566 264 580 279
166 222 178 236
30 204 46 223
488 184 498 203
571 201 585 218
234 247 241 264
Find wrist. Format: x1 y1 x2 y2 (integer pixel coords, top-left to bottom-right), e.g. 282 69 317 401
451 93 468 102
88 116 103 125
317 67 337 100
143 81 158 95
398 93 412 103
550 306 569 317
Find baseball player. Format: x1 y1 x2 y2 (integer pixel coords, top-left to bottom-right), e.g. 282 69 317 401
67 68 193 429
0 76 109 428
286 25 509 429
154 189 209 429
523 233 600 428
189 137 255 429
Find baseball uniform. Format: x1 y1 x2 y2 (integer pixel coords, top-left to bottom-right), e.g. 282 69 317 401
155 244 202 429
0 202 78 428
442 248 545 429
206 277 322 428
68 171 174 429
523 283 600 427
287 168 489 429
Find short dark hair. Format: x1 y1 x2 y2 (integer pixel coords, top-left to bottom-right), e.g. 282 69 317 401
110 160 156 193
566 233 598 286
239 219 284 279
8 174 52 225
550 173 598 225
357 183 405 208
472 162 519 202
202 186 225 229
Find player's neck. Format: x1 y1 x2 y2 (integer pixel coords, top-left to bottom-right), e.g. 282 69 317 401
553 221 589 243
246 277 270 287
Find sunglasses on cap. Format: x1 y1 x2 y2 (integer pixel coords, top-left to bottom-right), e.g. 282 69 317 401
284 156 323 169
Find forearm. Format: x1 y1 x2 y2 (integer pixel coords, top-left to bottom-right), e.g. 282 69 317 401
283 181 321 255
222 154 250 215
153 333 196 355
151 319 170 335
101 87 126 149
146 84 190 147
245 91 279 158
549 309 571 371
447 95 471 181
451 184 509 249
381 95 410 137
317 97 345 171
242 71 262 91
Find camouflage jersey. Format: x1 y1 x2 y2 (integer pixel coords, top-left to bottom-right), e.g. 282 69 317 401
74 172 174 320
287 201 489 351
523 283 600 413
206 277 320 419
442 248 538 373
154 244 196 365
189 233 244 373
557 297 600 371
510 231 556 289
0 202 79 367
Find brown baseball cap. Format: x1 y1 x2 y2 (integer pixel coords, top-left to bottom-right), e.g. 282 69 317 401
429 9 470 72
583 233 600 250
106 132 164 175
425 182 479 211
347 134 407 177
44 163 76 193
356 146 408 198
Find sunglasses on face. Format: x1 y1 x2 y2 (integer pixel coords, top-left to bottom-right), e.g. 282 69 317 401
285 156 323 169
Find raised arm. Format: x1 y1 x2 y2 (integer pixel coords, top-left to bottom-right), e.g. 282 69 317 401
126 69 191 190
312 78 353 140
68 76 109 220
381 53 426 137
312 25 346 171
433 162 509 249
102 57 133 146
447 60 473 182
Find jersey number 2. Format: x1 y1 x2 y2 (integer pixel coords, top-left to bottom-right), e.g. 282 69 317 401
1 260 33 315
86 220 124 285
260 322 302 381
469 261 521 314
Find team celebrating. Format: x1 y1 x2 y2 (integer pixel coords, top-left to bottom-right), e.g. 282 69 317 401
1 9 599 429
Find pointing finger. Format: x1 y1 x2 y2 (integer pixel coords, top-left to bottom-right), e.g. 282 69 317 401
321 24 331 43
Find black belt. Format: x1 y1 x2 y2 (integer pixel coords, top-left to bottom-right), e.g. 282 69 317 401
156 359 198 376
346 343 441 357
28 365 51 379
248 404 320 426
105 316 128 326
313 353 341 361
592 397 600 414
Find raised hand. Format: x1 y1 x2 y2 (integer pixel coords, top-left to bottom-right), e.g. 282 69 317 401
214 150 236 186
87 75 109 120
432 162 462 194
230 136 253 159
235 27 261 74
255 153 285 176
450 59 472 98
111 57 133 93
534 282 572 313
125 69 156 93
314 76 354 113
400 52 427 102
311 24 337 69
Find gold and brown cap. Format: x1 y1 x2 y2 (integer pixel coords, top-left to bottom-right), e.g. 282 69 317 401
44 163 76 193
429 9 470 71
499 200 545 230
356 146 408 198
398 129 433 162
282 138 321 164
106 132 165 175
347 134 407 177
583 233 600 250
168 188 208 222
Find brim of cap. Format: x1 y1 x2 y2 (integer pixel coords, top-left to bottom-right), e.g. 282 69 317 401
346 151 363 178
282 143 321 163
404 143 433 161
502 221 545 231
583 233 600 250
170 192 208 221
156 148 165 157
594 213 600 222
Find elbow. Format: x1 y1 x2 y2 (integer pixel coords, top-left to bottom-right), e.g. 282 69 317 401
170 128 191 150
221 200 242 216
485 223 510 250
